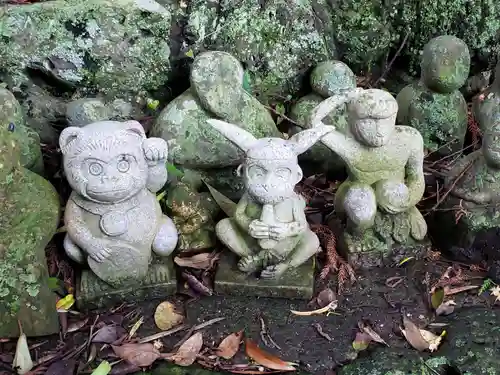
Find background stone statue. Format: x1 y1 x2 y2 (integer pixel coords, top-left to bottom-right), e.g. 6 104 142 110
287 60 357 174
472 60 500 134
0 122 59 337
207 119 333 279
396 35 470 158
60 120 178 287
310 88 427 266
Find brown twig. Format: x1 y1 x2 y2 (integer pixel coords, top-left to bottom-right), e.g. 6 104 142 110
313 323 333 341
263 104 301 127
258 314 281 350
373 30 410 87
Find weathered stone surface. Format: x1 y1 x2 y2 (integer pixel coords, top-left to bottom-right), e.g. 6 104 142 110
0 121 59 338
163 180 220 252
60 120 178 288
473 61 500 133
396 36 470 157
0 0 173 103
151 52 280 169
77 261 176 310
0 88 44 175
214 252 314 299
66 98 111 127
315 88 428 262
186 0 336 104
288 60 356 173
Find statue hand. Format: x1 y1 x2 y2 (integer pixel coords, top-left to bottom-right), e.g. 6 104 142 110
249 220 270 239
87 241 113 263
377 199 409 215
269 223 290 240
143 138 168 163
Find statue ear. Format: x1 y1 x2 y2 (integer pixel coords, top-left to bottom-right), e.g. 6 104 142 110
59 127 84 154
207 119 258 153
287 125 334 155
124 120 146 139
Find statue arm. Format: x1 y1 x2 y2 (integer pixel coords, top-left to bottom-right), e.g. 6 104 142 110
405 133 426 207
234 193 252 231
147 162 168 193
320 131 358 160
446 152 490 204
286 195 308 236
65 199 111 256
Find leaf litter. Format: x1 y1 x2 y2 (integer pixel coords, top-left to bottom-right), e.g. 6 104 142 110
217 330 244 359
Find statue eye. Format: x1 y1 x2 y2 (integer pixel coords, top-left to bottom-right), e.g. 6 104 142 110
89 162 103 176
248 165 265 178
275 167 291 179
117 160 130 173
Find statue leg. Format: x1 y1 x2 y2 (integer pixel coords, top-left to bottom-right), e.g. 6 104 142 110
260 230 320 279
342 184 377 234
63 234 85 264
215 218 260 273
152 216 179 257
408 206 427 240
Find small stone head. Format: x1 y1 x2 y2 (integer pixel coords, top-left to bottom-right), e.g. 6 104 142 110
310 60 357 97
60 120 150 203
348 89 398 147
207 119 333 204
483 121 500 169
420 35 470 94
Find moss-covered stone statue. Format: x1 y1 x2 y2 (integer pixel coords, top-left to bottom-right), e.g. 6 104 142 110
0 122 60 337
430 121 500 259
150 51 280 200
163 178 220 252
288 60 357 173
0 88 44 175
396 35 470 158
207 118 332 280
472 60 500 133
311 89 428 267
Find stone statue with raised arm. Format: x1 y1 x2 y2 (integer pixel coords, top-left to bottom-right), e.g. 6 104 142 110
207 119 333 279
309 88 428 265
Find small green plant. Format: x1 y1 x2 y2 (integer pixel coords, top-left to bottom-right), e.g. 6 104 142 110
166 163 184 177
479 278 496 295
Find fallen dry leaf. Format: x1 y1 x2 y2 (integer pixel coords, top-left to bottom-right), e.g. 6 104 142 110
316 288 336 308
358 321 389 346
352 332 372 351
436 300 456 316
174 253 213 270
112 343 161 367
67 317 89 334
444 285 479 296
491 285 500 303
420 329 445 352
154 301 184 331
13 329 33 375
245 339 297 371
290 300 337 316
93 325 127 344
170 332 203 366
128 317 144 338
401 317 430 352
217 330 243 359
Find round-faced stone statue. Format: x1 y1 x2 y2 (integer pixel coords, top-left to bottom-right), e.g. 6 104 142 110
473 60 500 133
60 120 178 287
396 35 470 158
206 118 333 279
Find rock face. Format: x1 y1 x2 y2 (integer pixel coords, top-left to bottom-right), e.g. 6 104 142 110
0 88 44 175
396 35 470 158
0 121 60 338
288 60 356 174
0 0 174 103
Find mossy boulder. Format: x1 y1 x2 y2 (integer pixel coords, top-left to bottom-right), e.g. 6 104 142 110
186 0 336 104
0 121 60 338
0 0 174 103
0 88 44 175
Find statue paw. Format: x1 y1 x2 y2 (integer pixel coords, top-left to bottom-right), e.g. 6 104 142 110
409 208 427 240
89 246 113 263
238 256 261 273
260 263 288 279
392 213 411 243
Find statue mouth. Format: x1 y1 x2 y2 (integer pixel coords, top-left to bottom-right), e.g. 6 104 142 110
88 188 127 195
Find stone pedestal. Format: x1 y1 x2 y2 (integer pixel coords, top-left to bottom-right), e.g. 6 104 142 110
214 252 314 300
77 260 177 310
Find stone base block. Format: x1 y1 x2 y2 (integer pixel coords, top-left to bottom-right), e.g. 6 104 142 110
77 261 177 310
214 252 314 300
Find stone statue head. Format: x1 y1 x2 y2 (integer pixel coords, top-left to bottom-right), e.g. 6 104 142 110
0 122 21 182
348 89 398 147
206 119 333 204
483 121 500 169
420 35 470 94
60 120 151 204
